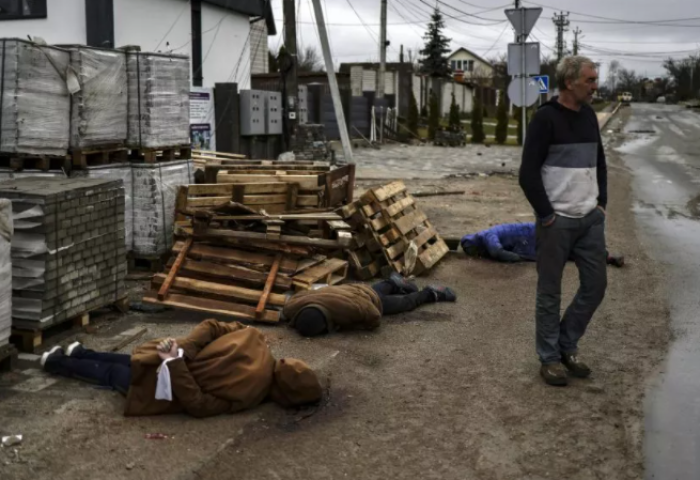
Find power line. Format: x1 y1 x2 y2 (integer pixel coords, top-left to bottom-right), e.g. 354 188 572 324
552 11 570 61
343 0 380 43
480 24 510 57
154 0 191 51
418 0 507 26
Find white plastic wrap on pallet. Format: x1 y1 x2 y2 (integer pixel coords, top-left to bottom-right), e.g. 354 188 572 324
0 169 66 182
71 164 132 250
131 160 193 256
0 38 71 156
126 51 190 149
0 199 12 345
65 46 128 149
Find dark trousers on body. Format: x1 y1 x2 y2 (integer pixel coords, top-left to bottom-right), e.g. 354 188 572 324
536 209 607 365
372 280 434 315
44 348 132 395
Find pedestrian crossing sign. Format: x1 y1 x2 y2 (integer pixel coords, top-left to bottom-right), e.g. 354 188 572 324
534 75 549 94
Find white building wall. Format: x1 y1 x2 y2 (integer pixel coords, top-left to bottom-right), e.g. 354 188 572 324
250 21 268 75
114 0 191 53
201 3 251 89
0 0 86 44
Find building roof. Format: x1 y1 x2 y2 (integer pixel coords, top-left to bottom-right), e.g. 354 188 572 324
204 0 276 35
338 62 414 74
448 48 493 68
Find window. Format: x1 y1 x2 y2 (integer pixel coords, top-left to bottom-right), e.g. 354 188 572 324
450 60 457 71
465 60 475 72
0 0 47 20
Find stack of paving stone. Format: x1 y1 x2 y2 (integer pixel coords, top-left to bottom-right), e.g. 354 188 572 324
0 199 12 345
131 160 194 257
0 177 126 329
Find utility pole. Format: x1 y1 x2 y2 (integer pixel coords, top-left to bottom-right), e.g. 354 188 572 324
311 0 354 163
377 0 388 99
283 0 299 151
572 26 582 56
552 12 570 61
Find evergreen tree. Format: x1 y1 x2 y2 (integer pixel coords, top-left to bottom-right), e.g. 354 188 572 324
495 92 508 144
448 93 460 131
420 104 428 118
471 92 485 143
419 8 452 78
428 91 440 141
408 91 420 137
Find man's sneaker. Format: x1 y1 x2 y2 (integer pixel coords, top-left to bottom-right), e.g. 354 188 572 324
425 286 457 302
40 346 64 368
540 363 568 386
66 341 84 357
389 272 419 294
561 352 592 378
607 254 625 268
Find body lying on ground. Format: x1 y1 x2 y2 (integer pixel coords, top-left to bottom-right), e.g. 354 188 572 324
282 274 457 337
41 319 322 418
460 222 625 267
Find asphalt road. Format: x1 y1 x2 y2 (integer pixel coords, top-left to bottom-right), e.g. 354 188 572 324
615 103 700 479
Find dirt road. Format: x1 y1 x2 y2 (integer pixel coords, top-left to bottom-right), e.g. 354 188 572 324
0 111 669 480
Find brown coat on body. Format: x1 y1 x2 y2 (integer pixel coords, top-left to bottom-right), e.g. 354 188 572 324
283 284 383 331
124 319 275 418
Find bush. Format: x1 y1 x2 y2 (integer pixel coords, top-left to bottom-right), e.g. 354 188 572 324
495 92 508 144
428 92 440 141
471 93 485 143
407 91 419 137
448 93 461 131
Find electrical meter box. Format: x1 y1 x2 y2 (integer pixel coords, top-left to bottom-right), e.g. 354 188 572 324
298 85 309 124
265 91 282 135
239 90 265 136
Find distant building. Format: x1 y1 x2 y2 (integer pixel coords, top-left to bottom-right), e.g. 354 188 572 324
448 47 494 84
0 0 276 88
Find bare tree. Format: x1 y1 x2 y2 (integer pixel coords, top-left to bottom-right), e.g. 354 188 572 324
298 46 323 73
607 60 621 95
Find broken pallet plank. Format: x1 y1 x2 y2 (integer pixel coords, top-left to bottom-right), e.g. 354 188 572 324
217 174 322 190
178 227 348 249
292 258 349 290
143 292 280 323
158 238 193 300
366 180 406 203
172 241 298 274
171 258 293 289
152 274 287 306
394 210 428 235
256 254 282 319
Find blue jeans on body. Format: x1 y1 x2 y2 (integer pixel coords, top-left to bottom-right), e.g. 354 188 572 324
44 348 132 395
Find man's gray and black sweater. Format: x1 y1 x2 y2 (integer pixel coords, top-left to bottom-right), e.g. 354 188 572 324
519 98 607 220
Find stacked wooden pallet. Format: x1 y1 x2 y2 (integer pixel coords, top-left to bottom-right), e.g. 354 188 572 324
143 204 350 323
340 181 449 279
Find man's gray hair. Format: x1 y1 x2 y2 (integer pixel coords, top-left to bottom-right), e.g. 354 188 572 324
556 56 596 90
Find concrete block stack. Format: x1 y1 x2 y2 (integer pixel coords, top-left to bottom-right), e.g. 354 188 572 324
0 39 71 156
64 45 128 149
0 199 12 346
0 177 126 329
126 51 190 149
293 124 329 161
131 160 194 257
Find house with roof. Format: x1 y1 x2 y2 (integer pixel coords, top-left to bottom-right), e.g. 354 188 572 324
0 0 275 88
448 47 494 83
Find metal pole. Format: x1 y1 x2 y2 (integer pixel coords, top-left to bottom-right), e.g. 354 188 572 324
311 0 354 163
377 0 387 99
283 0 299 149
520 7 527 143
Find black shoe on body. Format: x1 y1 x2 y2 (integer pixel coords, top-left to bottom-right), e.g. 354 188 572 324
425 285 456 302
389 272 419 294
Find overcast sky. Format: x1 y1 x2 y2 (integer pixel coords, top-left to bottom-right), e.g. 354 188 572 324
269 0 700 81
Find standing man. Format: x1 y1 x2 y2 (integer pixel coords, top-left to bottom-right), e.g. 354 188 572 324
519 56 608 386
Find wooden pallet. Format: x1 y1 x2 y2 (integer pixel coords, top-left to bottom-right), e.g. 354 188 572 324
0 153 71 172
0 343 19 373
131 145 192 163
340 181 449 277
175 183 321 216
10 297 129 353
71 146 129 169
292 258 348 290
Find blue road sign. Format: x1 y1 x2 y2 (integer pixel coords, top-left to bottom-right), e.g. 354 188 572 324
534 75 549 94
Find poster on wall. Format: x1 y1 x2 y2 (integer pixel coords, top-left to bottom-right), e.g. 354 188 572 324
190 88 216 151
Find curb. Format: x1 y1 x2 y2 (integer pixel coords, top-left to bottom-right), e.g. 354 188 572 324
600 102 622 131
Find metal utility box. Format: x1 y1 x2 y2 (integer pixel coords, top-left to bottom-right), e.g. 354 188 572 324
298 85 309 124
239 90 266 136
264 91 282 135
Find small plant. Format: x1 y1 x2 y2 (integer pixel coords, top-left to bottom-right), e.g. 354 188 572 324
471 92 485 143
428 91 440 141
495 91 508 145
